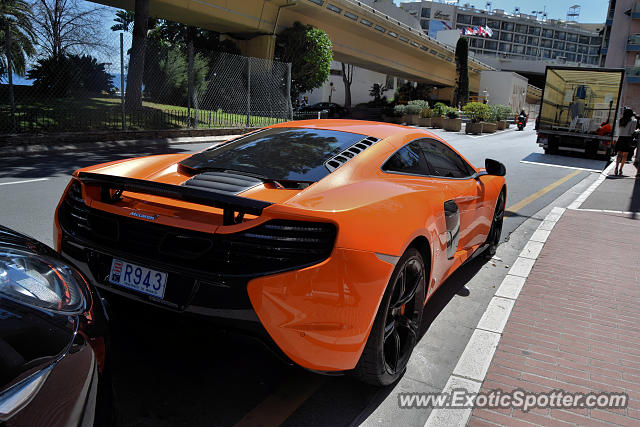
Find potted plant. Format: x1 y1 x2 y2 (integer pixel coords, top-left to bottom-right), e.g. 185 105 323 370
393 104 407 124
498 105 513 129
417 107 433 127
462 102 489 134
405 103 422 125
482 105 498 133
489 105 504 130
431 102 447 128
443 107 462 131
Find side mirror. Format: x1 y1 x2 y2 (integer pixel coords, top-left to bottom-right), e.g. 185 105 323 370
485 158 506 176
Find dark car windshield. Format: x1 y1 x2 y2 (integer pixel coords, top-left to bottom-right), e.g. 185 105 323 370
180 127 367 182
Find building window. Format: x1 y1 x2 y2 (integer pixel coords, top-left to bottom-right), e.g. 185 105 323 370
566 53 576 62
420 45 429 51
541 49 551 58
553 41 565 50
472 16 486 26
528 26 541 36
590 37 602 45
555 31 566 40
421 8 430 18
389 31 398 37
485 40 498 50
499 43 512 52
526 46 539 56
542 28 553 38
344 11 358 20
308 0 324 5
375 25 386 33
457 14 472 24
500 32 513 42
471 38 484 48
515 24 527 34
527 36 539 45
330 69 342 76
553 50 564 58
589 46 599 54
513 45 525 54
566 43 576 52
579 35 589 44
360 18 372 27
501 21 514 31
487 19 501 29
541 39 552 48
578 45 589 54
567 33 578 42
514 34 526 44
421 19 429 30
386 75 394 89
327 3 341 13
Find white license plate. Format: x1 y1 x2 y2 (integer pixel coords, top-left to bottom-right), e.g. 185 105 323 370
109 258 168 299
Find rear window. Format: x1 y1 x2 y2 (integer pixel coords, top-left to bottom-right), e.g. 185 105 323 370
180 127 367 182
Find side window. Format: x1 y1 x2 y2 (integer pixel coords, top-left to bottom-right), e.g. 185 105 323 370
419 140 474 178
382 142 428 175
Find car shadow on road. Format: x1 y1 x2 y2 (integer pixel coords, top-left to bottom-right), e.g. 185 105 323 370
105 254 490 427
0 144 194 179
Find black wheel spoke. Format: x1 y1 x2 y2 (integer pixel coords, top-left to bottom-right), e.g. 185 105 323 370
391 329 401 371
384 318 395 340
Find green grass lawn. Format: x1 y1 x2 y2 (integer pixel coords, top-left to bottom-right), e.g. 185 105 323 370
0 91 287 133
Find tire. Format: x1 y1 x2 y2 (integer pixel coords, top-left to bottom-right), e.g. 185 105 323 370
352 247 426 386
483 190 505 259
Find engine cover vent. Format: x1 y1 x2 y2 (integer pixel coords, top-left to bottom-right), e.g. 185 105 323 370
324 136 380 172
183 171 263 195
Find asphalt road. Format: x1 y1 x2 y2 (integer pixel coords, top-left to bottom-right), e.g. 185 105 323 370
0 124 607 426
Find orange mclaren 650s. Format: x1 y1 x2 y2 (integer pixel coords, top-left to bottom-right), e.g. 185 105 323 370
54 120 506 385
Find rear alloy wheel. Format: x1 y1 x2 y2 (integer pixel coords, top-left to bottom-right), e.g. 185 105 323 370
353 247 426 386
484 190 505 259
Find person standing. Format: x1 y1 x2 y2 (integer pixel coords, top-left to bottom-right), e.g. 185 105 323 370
614 107 637 176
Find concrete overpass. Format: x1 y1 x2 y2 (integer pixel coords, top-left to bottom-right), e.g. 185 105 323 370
95 0 494 93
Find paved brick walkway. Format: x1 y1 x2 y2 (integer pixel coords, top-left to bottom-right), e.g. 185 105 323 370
469 208 640 426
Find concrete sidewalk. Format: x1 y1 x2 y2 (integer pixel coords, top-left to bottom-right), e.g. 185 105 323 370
468 161 640 426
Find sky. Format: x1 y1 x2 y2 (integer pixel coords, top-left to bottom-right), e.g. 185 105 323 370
396 0 610 23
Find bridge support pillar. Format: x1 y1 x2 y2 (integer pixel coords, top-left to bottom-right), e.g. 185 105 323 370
226 34 277 60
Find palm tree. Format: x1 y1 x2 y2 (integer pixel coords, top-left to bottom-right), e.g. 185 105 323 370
111 10 135 33
0 0 37 78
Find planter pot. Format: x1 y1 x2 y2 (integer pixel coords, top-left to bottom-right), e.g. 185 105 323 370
405 114 418 125
401 114 410 124
496 120 507 130
465 122 483 134
417 117 432 127
443 118 462 132
481 122 497 133
431 116 443 128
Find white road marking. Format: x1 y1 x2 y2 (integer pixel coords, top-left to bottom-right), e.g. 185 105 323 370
423 206 567 427
520 160 602 172
0 178 49 186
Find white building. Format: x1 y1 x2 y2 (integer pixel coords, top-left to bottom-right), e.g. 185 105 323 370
479 71 529 114
304 61 399 107
303 0 421 108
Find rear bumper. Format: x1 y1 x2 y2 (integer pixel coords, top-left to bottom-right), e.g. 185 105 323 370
60 235 395 372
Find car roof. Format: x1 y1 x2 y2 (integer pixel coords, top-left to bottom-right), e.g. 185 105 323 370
268 119 438 141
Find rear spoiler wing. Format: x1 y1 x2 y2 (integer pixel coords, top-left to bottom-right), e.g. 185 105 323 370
77 172 272 225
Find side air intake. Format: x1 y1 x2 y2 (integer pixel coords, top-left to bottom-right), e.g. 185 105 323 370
324 136 380 172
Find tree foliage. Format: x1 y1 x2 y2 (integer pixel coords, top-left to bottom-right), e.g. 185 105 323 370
27 54 114 96
274 22 332 101
454 37 469 107
143 37 208 105
0 0 36 77
111 10 135 32
30 0 109 58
